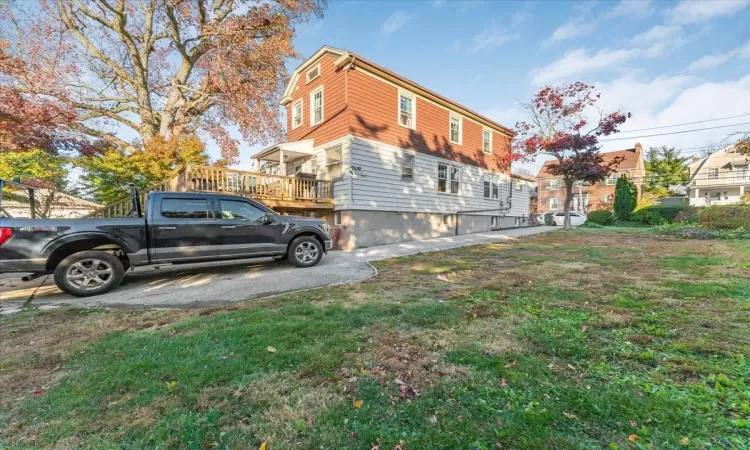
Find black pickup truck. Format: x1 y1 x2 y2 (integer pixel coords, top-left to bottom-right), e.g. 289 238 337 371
0 191 332 297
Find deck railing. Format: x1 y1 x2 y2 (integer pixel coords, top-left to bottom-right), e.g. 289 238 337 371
85 165 334 218
690 173 749 187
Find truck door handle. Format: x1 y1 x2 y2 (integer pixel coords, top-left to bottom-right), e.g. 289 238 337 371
221 225 237 229
158 226 176 230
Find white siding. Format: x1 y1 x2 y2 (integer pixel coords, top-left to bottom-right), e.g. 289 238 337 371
348 136 529 217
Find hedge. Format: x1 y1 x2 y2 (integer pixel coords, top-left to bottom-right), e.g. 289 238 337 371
630 204 693 225
697 205 750 230
587 210 614 225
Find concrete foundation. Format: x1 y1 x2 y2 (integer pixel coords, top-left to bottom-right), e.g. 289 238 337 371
335 210 524 251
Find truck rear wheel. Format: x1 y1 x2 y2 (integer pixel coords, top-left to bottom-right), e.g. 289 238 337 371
53 250 125 297
288 236 323 268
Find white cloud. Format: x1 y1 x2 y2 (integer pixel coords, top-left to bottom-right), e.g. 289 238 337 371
668 0 749 24
595 74 750 152
432 0 446 7
530 47 642 86
631 24 683 45
543 20 597 45
606 0 654 19
687 39 750 71
468 26 520 54
382 11 410 33
688 53 736 71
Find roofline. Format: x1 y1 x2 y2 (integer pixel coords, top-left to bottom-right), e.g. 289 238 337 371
281 46 347 104
280 46 514 137
511 174 537 182
337 52 514 137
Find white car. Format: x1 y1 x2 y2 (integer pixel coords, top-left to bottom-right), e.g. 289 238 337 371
552 211 587 226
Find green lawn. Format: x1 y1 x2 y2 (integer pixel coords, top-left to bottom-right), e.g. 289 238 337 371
1 229 749 449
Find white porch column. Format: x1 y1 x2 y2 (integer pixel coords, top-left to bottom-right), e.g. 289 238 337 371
278 149 286 176
694 188 699 200
740 185 745 198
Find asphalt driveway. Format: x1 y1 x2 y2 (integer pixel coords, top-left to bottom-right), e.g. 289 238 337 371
0 227 553 313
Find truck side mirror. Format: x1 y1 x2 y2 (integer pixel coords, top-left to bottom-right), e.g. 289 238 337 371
261 214 275 225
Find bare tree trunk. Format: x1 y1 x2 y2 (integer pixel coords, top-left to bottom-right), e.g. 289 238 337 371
563 182 574 230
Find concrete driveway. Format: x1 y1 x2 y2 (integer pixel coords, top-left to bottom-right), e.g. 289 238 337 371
0 227 553 313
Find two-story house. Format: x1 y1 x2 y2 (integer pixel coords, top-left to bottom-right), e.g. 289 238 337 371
536 144 645 213
251 46 530 250
687 144 749 206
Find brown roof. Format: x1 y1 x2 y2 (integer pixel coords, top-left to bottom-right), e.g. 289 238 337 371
536 147 642 178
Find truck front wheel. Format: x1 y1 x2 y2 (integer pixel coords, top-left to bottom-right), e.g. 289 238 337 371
288 236 323 268
53 250 125 297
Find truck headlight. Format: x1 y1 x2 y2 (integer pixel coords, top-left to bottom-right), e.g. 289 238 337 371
319 221 331 236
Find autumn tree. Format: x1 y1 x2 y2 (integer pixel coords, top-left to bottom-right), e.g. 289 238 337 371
77 135 209 203
514 83 630 229
2 0 325 163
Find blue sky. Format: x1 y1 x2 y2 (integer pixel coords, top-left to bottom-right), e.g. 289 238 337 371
229 0 750 175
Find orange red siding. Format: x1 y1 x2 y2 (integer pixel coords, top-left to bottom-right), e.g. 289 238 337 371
283 55 512 173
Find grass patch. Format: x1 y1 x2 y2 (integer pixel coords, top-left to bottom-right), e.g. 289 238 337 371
2 229 750 449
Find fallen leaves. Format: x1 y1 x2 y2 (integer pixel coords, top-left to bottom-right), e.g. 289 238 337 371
31 388 45 396
628 434 639 442
259 441 268 450
353 399 363 408
267 346 277 353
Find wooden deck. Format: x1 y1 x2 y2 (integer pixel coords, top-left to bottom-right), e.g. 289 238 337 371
86 165 334 218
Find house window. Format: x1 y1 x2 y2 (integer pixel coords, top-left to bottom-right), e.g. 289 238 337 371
604 174 618 185
325 144 342 179
334 211 341 226
547 179 561 189
310 87 324 126
491 216 498 228
306 63 320 83
736 165 748 181
711 191 721 201
401 154 414 180
708 168 719 180
292 100 303 129
437 163 460 194
515 180 523 191
549 197 561 210
398 92 415 129
483 129 492 154
483 175 491 198
492 177 499 199
449 114 462 144
443 214 452 227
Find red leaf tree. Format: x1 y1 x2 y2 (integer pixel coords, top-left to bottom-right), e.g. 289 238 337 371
514 83 630 228
2 0 325 163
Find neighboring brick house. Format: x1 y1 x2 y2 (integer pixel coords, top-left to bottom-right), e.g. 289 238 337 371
252 46 529 250
536 144 645 213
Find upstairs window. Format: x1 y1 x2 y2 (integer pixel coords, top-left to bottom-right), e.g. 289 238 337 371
401 154 414 180
306 63 320 83
292 100 303 130
398 92 415 129
449 114 462 144
515 180 523 191
310 87 324 126
325 144 342 179
483 129 492 154
547 179 561 189
708 168 719 179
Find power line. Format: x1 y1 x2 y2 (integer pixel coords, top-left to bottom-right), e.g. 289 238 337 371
615 113 750 134
599 122 750 142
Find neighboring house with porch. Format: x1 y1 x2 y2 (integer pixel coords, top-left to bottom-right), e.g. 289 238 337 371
251 46 530 250
687 145 749 206
0 188 101 218
536 144 645 213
